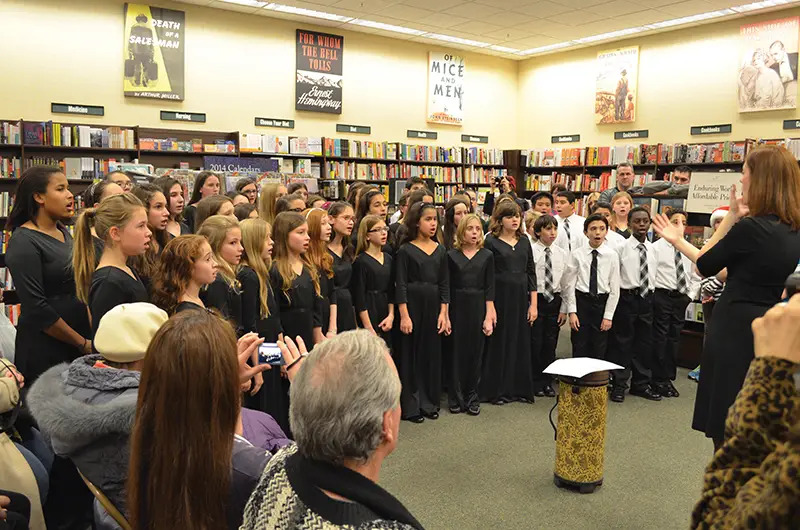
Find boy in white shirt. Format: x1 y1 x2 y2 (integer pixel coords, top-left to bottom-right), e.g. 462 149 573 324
554 191 587 253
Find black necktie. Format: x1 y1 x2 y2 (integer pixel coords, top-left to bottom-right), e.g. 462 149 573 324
589 249 598 296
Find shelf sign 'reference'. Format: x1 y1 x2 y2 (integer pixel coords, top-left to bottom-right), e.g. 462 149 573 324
552 134 580 143
255 117 295 129
614 129 648 139
161 111 206 123
407 130 438 139
461 134 488 143
783 119 800 130
336 124 370 134
690 124 732 135
51 103 105 116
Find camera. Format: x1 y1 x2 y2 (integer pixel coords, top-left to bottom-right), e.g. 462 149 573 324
258 343 285 366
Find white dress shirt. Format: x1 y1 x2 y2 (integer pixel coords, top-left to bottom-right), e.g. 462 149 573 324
532 240 569 312
389 209 402 225
562 244 620 320
604 229 627 252
554 213 587 254
652 238 701 298
615 236 657 292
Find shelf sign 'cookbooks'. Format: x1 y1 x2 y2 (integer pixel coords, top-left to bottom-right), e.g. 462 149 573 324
614 129 648 139
255 117 295 129
552 134 580 143
783 119 800 129
427 52 464 126
296 29 343 114
51 103 105 116
123 3 185 101
691 124 732 135
595 46 639 124
738 17 798 113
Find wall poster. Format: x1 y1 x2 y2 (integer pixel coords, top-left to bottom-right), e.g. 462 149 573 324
427 52 464 125
123 3 185 100
296 29 343 114
595 46 639 124
738 17 799 112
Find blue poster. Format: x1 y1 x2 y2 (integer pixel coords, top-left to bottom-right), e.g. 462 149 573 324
203 156 279 173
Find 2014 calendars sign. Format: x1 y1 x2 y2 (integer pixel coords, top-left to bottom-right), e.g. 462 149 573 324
122 3 185 100
296 29 343 114
427 52 464 125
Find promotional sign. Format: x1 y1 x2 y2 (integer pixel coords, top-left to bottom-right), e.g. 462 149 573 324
595 46 639 124
296 29 343 114
203 156 279 174
738 17 798 113
123 3 185 100
686 172 742 214
427 52 464 125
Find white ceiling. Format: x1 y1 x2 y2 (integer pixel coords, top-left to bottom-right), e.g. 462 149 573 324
172 0 799 59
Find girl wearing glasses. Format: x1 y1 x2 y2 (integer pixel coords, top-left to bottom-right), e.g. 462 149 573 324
352 215 394 345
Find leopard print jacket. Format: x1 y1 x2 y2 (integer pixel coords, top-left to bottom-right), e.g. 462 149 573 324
691 357 800 528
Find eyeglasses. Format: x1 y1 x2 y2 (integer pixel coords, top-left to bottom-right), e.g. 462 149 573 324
368 227 389 233
288 207 304 213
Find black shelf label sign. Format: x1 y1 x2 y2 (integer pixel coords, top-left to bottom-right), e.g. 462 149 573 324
161 111 206 123
552 134 580 143
255 117 295 129
462 134 488 143
783 119 800 130
407 130 438 139
614 129 648 139
336 124 371 134
691 124 732 135
51 103 104 116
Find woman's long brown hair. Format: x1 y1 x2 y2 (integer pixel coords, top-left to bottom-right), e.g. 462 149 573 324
239 218 272 318
303 208 334 279
130 184 168 279
151 235 209 314
128 310 239 530
257 182 282 224
745 145 800 230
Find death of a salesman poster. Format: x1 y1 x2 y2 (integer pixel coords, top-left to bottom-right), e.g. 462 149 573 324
296 29 343 114
123 3 185 101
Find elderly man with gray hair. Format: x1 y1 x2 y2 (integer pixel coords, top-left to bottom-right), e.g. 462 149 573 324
241 330 424 530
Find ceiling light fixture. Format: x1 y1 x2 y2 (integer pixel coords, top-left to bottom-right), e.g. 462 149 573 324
349 19 425 36
573 27 646 44
424 33 491 48
518 41 573 56
488 44 521 53
732 0 791 13
645 9 735 29
263 3 354 23
219 0 269 7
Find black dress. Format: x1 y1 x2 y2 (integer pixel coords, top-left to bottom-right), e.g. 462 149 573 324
394 243 449 418
89 266 148 339
5 226 91 385
328 249 357 331
268 264 322 348
201 275 244 336
693 215 800 441
351 252 394 345
175 300 204 313
183 204 197 233
447 248 495 411
316 271 336 335
480 234 536 403
92 236 105 266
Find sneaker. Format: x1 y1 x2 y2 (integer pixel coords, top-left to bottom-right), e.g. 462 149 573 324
688 367 700 382
467 403 480 416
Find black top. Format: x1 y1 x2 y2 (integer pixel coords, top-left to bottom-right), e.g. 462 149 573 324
175 300 204 313
484 234 536 292
89 266 148 339
269 264 322 347
180 221 191 235
237 265 283 342
352 252 394 313
447 248 495 301
201 275 244 335
395 243 450 305
483 192 528 216
92 236 105 266
328 249 357 331
615 227 631 239
183 204 197 233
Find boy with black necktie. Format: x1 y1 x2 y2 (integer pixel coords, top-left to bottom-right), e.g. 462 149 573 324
651 208 697 398
608 206 660 403
531 215 569 397
563 214 620 360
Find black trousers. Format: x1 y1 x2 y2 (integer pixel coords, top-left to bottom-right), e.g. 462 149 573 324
652 289 691 382
609 290 654 390
532 293 561 390
571 292 609 359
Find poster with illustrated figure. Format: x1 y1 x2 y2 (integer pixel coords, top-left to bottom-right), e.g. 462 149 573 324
123 3 185 100
595 46 639 124
296 29 343 114
738 17 799 112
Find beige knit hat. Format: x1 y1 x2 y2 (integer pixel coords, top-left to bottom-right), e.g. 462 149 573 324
95 303 169 363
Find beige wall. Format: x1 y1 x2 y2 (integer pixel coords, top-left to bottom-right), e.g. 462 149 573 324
518 7 800 149
0 0 517 150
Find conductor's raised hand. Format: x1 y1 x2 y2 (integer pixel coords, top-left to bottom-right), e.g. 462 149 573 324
651 213 681 245
729 184 749 220
237 332 268 387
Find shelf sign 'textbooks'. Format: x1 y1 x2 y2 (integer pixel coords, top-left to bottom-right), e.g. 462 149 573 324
51 103 105 117
122 3 185 101
296 29 343 115
461 134 488 144
255 117 295 129
691 124 732 135
427 52 464 126
336 124 371 135
614 129 648 139
161 111 205 123
552 134 580 143
407 130 438 140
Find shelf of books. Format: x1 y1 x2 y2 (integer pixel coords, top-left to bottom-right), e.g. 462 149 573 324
399 144 462 165
465 166 507 184
325 160 397 181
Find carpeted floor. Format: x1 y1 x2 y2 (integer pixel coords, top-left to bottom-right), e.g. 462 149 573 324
380 331 710 530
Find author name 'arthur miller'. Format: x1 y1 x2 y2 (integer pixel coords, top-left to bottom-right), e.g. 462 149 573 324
297 85 342 111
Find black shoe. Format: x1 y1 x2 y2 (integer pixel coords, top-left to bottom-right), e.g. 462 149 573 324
630 386 662 401
534 389 545 397
449 405 462 414
467 403 480 416
610 387 625 402
423 411 439 420
543 385 556 397
516 396 534 404
667 381 680 397
404 415 425 423
490 398 506 405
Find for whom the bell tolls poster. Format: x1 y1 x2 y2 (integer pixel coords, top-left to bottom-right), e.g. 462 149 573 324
296 29 343 114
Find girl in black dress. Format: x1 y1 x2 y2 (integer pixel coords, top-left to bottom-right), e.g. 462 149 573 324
153 176 189 238
352 215 394 345
447 214 496 416
395 202 451 423
610 191 633 239
197 215 244 335
480 201 537 405
304 208 336 341
130 184 170 291
327 201 358 331
183 170 221 232
72 193 151 339
4 167 92 384
355 188 396 255
269 212 323 349
152 235 219 314
442 197 470 250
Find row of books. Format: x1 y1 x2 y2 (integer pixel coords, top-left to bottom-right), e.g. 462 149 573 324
658 142 747 164
433 183 460 204
400 165 461 183
399 144 462 163
465 148 503 165
0 193 13 217
2 304 20 327
139 137 236 153
318 180 342 200
527 147 585 167
272 158 319 176
323 139 396 160
586 144 657 166
0 121 20 145
22 122 135 149
525 142 747 167
0 157 20 179
63 157 127 180
525 170 654 193
240 134 324 156
465 167 507 184
325 161 397 181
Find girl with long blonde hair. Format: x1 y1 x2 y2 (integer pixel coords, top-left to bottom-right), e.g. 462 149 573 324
304 208 338 338
352 215 393 344
257 181 287 224
197 215 244 335
151 235 218 315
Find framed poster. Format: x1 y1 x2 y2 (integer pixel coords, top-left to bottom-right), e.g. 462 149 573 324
123 3 185 101
686 172 742 214
427 52 464 125
595 46 639 124
296 29 343 114
738 17 799 112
